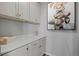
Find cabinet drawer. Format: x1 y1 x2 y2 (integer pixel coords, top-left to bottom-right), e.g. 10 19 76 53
3 45 28 56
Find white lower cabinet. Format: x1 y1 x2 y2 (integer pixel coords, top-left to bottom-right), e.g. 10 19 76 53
3 37 46 56
3 45 28 56
40 37 46 56
28 40 41 56
27 37 46 56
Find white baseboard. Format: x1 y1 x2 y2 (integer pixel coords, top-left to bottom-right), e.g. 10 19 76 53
45 52 56 56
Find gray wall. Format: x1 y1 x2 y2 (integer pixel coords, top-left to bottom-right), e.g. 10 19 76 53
39 2 79 56
0 19 23 36
23 23 38 35
0 19 38 36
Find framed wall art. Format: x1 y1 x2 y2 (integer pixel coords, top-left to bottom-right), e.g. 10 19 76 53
48 2 76 30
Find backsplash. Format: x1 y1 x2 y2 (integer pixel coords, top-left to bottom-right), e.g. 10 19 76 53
0 19 39 36
23 22 39 35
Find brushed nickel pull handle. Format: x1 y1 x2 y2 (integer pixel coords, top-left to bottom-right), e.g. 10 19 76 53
26 48 28 51
16 13 19 16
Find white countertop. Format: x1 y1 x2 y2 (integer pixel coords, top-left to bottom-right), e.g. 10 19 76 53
1 34 46 54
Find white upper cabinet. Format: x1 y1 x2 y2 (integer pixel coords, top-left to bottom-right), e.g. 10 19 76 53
19 2 29 20
16 2 30 20
9 2 16 17
0 2 10 16
15 2 41 24
30 2 41 23
0 2 15 17
0 2 41 24
0 2 16 17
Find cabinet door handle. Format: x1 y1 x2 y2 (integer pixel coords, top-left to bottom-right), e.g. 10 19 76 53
16 13 21 17
26 48 28 51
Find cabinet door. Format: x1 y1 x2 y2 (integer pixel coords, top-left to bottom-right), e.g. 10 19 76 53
0 2 10 16
8 2 16 17
40 37 46 56
3 45 28 56
30 2 41 23
0 2 16 17
28 40 41 56
18 2 29 21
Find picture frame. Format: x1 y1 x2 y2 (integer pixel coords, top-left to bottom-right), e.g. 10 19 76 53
48 2 76 30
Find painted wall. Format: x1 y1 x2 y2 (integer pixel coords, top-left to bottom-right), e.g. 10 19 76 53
39 2 79 56
0 19 38 36
0 19 23 36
